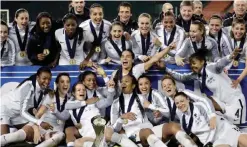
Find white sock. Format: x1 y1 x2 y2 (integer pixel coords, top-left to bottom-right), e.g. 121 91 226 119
36 132 64 147
147 134 167 147
175 131 197 147
111 132 138 147
67 142 75 147
0 129 26 146
83 141 94 147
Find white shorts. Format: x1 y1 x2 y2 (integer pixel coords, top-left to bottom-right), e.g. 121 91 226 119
224 98 246 125
213 116 241 147
0 104 28 125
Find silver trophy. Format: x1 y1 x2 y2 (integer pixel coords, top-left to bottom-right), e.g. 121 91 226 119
91 115 107 147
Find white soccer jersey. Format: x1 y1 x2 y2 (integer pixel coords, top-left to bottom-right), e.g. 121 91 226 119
40 93 70 132
110 93 153 137
176 36 220 62
229 37 247 63
180 102 242 146
99 38 132 64
0 80 45 125
207 29 233 57
131 30 159 61
166 55 246 124
1 38 16 67
55 28 86 65
8 23 35 66
155 24 185 63
69 103 100 138
79 19 111 62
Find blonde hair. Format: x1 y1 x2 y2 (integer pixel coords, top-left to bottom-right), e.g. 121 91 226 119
138 13 152 24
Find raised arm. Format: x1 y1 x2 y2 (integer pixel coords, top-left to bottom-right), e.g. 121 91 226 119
144 42 176 71
165 67 197 82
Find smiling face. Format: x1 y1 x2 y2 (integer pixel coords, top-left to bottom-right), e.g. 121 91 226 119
90 7 103 25
71 0 85 13
175 94 189 113
138 16 151 35
1 24 8 43
39 17 52 33
190 57 205 73
15 12 29 29
121 75 135 94
110 24 123 40
64 18 77 37
189 24 203 42
120 50 133 69
234 0 247 17
74 83 86 101
82 74 97 90
209 18 222 35
138 77 151 95
180 5 193 21
232 23 246 41
162 78 177 98
118 6 132 23
162 15 175 32
37 72 52 90
57 75 70 96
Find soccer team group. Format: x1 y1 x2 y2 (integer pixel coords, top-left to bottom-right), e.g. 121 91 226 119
1 0 247 147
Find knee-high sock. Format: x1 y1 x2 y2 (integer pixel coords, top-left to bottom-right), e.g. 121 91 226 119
175 131 197 147
111 132 138 147
36 132 64 147
147 134 167 147
0 129 26 146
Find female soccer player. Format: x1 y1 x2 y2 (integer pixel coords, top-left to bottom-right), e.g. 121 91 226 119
229 18 247 88
32 73 71 147
131 13 160 62
174 92 247 147
56 13 86 65
155 11 185 64
208 15 233 57
1 20 15 67
1 67 53 146
27 12 59 66
99 21 132 65
175 20 220 66
166 49 246 125
9 8 34 66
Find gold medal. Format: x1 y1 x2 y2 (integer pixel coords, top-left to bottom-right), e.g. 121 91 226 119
76 123 82 129
233 60 239 67
43 49 50 56
95 46 101 53
69 59 76 65
20 51 26 58
123 119 128 124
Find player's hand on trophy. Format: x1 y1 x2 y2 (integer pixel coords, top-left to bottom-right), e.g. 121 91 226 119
143 100 151 108
121 112 137 121
40 121 53 130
